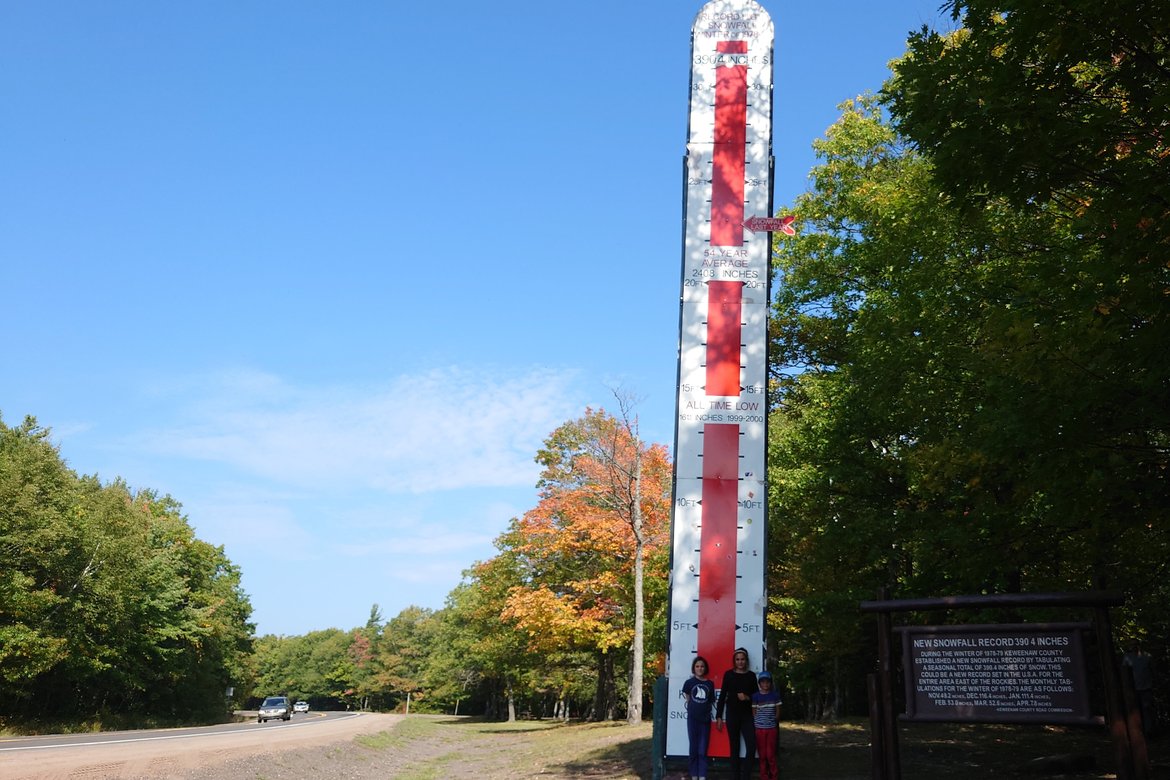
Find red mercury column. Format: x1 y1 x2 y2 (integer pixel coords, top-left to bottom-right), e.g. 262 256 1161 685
709 40 748 248
696 39 750 756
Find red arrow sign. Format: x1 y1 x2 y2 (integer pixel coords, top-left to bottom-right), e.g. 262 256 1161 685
743 215 796 235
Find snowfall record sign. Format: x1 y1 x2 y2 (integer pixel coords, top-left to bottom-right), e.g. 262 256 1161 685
665 0 774 760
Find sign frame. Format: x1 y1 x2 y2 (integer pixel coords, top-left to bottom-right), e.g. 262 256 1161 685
898 622 1096 725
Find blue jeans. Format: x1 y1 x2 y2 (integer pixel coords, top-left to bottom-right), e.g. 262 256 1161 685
688 717 711 778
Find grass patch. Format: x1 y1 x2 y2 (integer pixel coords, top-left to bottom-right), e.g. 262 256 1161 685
381 716 653 779
353 730 405 750
377 715 1165 779
0 712 235 737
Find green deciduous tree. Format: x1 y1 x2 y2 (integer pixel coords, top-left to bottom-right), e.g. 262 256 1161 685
454 551 538 721
770 79 1170 714
373 606 439 712
0 415 253 724
886 0 1170 641
253 629 352 706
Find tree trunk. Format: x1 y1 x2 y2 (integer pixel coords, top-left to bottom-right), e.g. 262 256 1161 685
592 650 617 721
627 445 645 725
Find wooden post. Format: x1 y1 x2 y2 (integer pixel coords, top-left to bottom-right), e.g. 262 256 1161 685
1119 651 1151 779
877 607 901 780
868 673 886 780
1094 604 1137 780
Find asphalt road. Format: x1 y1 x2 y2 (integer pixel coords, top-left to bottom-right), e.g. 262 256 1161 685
0 710 401 779
0 710 350 751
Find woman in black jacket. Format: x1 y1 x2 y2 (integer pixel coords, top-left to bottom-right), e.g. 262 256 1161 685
715 647 758 779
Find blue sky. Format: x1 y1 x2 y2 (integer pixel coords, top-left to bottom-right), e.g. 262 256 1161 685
1 1 951 637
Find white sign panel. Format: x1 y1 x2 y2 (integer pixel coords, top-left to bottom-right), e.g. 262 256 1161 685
666 0 774 759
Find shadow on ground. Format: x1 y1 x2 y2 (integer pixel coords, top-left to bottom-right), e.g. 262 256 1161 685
658 720 1170 779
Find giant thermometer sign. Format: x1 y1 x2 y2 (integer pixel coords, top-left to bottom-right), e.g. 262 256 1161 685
666 0 773 759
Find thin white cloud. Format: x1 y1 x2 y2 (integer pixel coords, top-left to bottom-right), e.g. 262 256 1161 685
332 528 493 559
385 559 480 588
190 497 318 562
134 365 583 494
322 497 518 557
95 365 595 633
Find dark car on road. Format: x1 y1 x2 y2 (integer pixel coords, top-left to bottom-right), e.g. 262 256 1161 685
257 696 293 723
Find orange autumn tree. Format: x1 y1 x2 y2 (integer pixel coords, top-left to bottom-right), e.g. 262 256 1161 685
500 403 671 723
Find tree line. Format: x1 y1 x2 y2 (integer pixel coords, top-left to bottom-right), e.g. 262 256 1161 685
0 406 672 727
3 0 1166 729
767 0 1168 718
0 416 253 726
